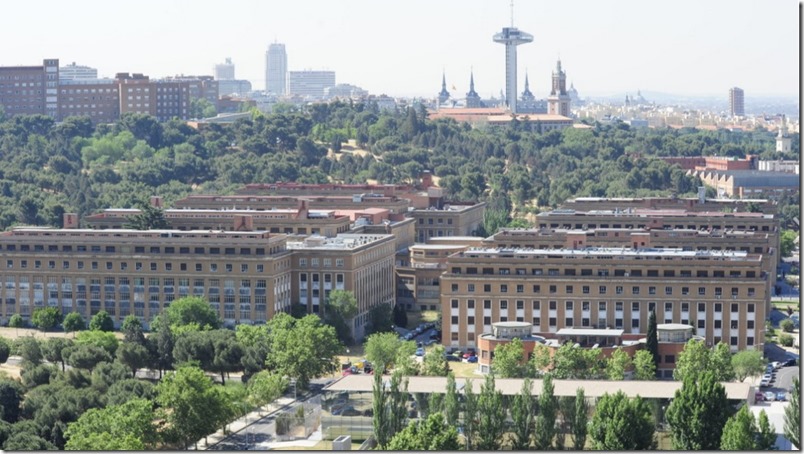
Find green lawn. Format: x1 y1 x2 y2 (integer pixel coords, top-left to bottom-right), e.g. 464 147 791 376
405 310 440 330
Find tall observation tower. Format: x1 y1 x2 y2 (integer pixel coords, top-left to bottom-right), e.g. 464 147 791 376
493 2 532 113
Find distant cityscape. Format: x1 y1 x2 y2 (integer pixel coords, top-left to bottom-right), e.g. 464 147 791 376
0 34 798 128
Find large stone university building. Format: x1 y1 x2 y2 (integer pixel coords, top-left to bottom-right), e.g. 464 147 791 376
441 246 768 353
0 226 393 339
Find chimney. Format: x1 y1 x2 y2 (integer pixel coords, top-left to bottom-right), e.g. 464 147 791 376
63 213 79 229
296 199 310 219
420 171 434 189
232 215 254 231
150 196 163 208
697 186 706 204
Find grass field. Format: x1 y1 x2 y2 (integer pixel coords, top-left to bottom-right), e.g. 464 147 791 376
404 310 440 330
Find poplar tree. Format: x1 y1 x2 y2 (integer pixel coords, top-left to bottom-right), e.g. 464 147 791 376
510 377 534 450
646 309 659 375
443 372 459 427
784 378 800 449
462 379 478 451
476 374 505 450
572 387 589 450
534 374 558 449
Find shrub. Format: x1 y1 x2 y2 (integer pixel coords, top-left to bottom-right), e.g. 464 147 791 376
779 333 794 347
780 319 795 333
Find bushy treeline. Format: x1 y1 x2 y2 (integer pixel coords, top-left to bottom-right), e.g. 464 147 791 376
0 296 344 450
0 102 797 231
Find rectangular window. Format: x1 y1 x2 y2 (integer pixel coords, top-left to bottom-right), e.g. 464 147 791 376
599 286 606 294
500 301 508 310
565 285 573 294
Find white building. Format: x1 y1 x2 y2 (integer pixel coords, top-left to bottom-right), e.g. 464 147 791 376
288 70 335 100
59 62 97 81
265 43 288 95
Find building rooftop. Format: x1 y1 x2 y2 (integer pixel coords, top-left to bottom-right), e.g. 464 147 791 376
286 233 392 250
657 323 694 331
543 208 774 219
556 328 625 337
456 246 753 260
1 227 276 239
324 375 751 400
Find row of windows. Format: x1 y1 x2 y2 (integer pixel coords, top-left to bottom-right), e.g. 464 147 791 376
498 243 767 254
298 258 345 267
417 218 454 225
6 260 268 273
450 299 756 314
450 314 757 333
539 222 773 232
450 283 757 297
449 267 758 278
63 88 117 94
0 244 272 255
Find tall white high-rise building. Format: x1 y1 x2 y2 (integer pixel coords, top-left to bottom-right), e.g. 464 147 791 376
214 58 235 81
266 43 288 95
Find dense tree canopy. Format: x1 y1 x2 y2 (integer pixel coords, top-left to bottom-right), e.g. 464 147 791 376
0 106 794 234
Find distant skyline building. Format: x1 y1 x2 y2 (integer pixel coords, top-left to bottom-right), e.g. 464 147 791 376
214 58 235 81
776 114 791 153
465 70 482 108
729 86 745 117
59 62 98 80
437 71 450 105
288 70 335 99
517 72 546 113
547 59 571 116
492 10 533 114
265 43 288 95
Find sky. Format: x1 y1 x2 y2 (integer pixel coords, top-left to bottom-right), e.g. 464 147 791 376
2 0 800 99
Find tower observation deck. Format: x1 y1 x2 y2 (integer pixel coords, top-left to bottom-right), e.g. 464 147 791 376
493 26 533 114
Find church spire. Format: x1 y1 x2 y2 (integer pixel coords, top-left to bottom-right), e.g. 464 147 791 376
437 70 450 104
466 68 481 107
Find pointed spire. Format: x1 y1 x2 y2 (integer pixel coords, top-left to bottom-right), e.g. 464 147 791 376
470 68 475 92
524 71 530 90
442 70 447 90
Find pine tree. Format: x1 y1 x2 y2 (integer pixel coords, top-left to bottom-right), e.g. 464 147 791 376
720 405 757 450
666 370 730 450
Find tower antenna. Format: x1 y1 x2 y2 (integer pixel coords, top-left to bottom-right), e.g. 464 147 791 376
510 0 514 27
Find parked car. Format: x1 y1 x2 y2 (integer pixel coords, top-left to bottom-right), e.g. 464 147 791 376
776 392 787 401
771 361 782 370
755 391 765 402
783 358 797 367
466 355 478 363
415 347 425 357
760 378 771 387
445 354 461 362
764 391 776 402
762 373 774 382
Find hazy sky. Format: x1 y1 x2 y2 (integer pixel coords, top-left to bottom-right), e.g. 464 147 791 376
3 0 800 99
